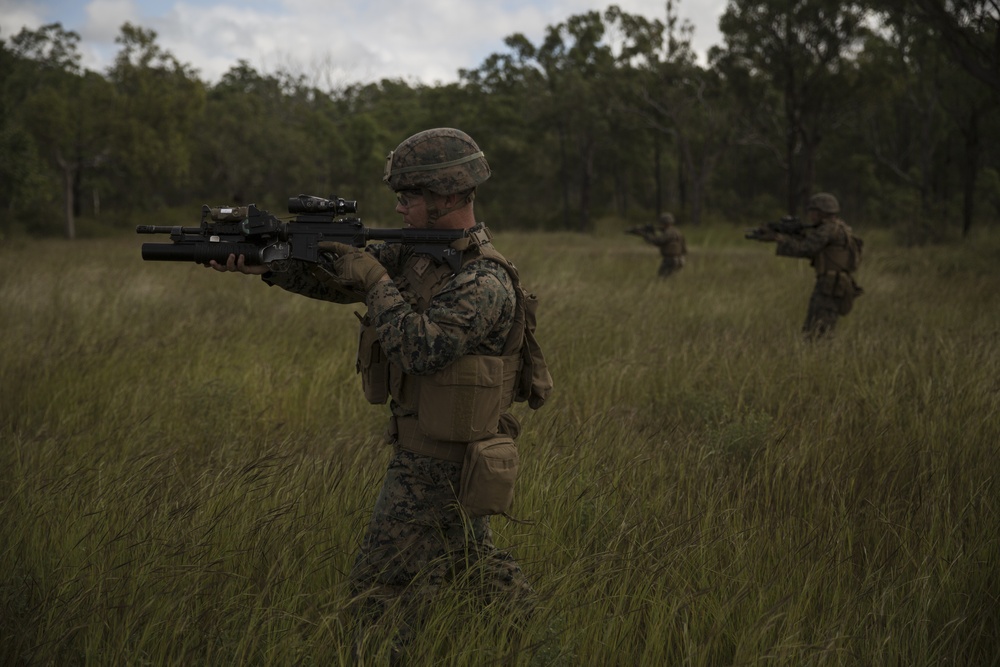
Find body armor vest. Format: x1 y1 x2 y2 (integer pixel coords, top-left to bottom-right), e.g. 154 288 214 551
813 217 856 275
660 229 684 257
358 227 524 455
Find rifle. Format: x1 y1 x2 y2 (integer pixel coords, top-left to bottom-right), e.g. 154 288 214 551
625 223 656 236
137 194 468 272
744 215 808 242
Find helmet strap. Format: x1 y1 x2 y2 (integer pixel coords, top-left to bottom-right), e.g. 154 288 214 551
423 189 475 227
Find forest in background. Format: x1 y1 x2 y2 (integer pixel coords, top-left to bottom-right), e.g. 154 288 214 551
1 0 999 242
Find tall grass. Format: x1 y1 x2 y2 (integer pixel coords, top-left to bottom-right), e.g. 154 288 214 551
1 223 998 665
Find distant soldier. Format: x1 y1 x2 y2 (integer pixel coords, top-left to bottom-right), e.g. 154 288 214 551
747 193 864 338
628 213 687 278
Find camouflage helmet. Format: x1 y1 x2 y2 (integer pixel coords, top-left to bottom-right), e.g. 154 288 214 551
659 212 675 225
383 128 491 195
807 192 840 214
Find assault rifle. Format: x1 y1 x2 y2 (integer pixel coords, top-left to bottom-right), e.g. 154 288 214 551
625 223 657 236
137 194 468 272
744 215 809 242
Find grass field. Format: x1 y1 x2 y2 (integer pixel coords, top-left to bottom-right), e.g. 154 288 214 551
1 220 998 665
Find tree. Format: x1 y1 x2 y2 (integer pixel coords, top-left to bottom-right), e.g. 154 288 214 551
626 0 740 225
902 0 1000 92
106 23 204 209
462 6 667 230
870 0 1000 236
460 35 565 227
7 23 115 238
0 36 45 226
857 17 950 215
713 0 869 215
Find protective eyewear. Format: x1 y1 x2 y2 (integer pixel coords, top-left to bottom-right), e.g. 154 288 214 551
395 189 424 207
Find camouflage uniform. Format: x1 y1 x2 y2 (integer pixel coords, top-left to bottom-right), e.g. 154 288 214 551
639 214 686 278
262 232 535 640
774 195 862 338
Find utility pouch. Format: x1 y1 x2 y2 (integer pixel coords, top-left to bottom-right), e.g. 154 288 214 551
418 355 506 442
356 314 389 404
817 271 839 297
459 435 519 517
516 291 554 409
837 275 862 315
664 240 682 255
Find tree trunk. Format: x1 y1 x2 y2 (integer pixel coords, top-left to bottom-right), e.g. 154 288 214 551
579 138 594 232
56 154 77 240
64 169 76 240
558 124 571 229
960 108 980 237
653 140 662 217
785 125 799 216
801 126 821 213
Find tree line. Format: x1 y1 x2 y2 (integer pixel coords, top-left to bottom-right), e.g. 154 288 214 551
1 0 998 241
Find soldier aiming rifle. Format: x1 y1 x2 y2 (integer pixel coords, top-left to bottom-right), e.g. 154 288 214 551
627 213 687 278
746 193 864 338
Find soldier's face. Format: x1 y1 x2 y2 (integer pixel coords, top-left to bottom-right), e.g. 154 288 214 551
395 189 429 228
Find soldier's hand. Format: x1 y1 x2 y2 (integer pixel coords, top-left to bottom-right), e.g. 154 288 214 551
317 242 388 292
208 253 269 274
745 228 776 242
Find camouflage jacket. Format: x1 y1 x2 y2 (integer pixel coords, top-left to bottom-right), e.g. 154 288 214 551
262 222 516 389
642 227 687 258
775 216 855 275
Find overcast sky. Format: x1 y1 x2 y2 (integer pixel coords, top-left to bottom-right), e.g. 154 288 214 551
0 0 727 87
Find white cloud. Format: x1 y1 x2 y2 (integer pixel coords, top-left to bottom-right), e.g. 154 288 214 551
0 0 727 85
0 1 46 38
83 0 139 41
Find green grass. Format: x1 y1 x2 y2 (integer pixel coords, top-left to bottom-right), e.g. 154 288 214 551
1 222 998 665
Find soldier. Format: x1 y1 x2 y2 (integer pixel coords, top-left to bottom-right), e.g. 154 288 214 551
758 193 864 338
208 128 548 659
630 213 687 278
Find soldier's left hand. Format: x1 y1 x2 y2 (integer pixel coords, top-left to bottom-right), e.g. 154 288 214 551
208 253 270 275
317 242 389 292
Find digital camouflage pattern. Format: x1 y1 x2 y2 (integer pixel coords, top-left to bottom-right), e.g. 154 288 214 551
261 224 534 653
350 449 534 644
383 128 491 195
639 224 687 278
366 242 515 380
261 253 369 304
807 192 840 214
775 215 862 337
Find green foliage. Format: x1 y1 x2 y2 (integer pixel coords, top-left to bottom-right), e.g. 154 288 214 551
2 228 999 664
107 23 206 209
2 3 1000 238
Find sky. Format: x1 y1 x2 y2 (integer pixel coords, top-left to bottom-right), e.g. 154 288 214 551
0 0 727 87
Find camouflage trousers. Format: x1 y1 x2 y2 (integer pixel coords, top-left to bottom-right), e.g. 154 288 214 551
657 255 685 278
803 271 859 338
349 447 535 653
803 286 842 338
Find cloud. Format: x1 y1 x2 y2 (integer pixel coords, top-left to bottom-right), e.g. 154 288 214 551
1 0 726 85
83 0 139 41
0 1 47 39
